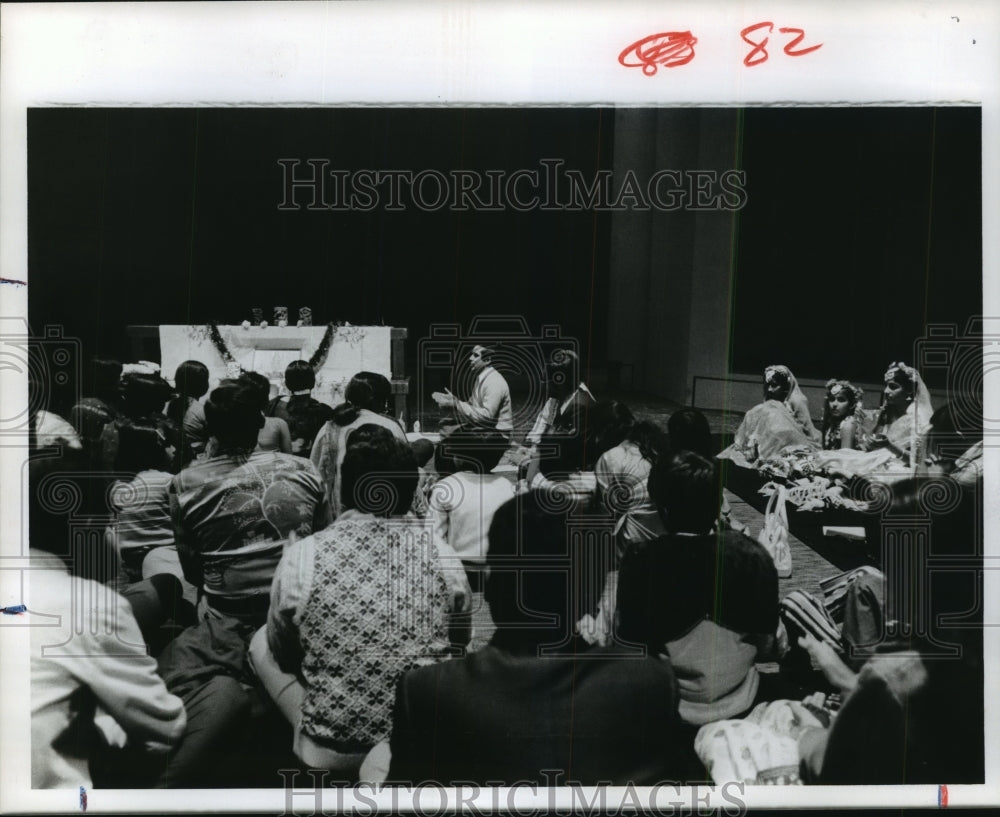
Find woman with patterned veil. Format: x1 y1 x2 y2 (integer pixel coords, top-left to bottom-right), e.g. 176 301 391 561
720 364 821 465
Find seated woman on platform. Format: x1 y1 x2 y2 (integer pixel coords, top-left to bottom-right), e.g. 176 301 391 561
254 429 468 775
821 379 867 451
722 365 821 465
865 361 933 459
815 362 934 482
310 371 408 519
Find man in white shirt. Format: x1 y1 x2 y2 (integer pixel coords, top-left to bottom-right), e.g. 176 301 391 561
432 344 513 440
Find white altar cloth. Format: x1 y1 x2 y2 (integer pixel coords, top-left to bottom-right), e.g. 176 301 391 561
159 324 392 407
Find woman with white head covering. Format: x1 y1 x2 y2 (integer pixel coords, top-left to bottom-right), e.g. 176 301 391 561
866 361 934 456
763 364 822 444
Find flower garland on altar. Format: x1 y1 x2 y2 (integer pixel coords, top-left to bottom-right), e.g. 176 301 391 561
208 322 240 371
307 323 336 371
206 321 339 374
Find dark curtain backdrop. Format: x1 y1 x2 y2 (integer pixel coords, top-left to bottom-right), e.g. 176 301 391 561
28 107 614 400
28 107 980 403
731 106 981 389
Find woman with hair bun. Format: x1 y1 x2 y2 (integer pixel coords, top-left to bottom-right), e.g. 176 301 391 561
310 371 408 518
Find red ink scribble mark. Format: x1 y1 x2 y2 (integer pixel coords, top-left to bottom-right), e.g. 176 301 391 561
619 31 698 76
0 277 27 287
939 785 948 807
79 786 87 812
779 26 823 57
741 22 773 66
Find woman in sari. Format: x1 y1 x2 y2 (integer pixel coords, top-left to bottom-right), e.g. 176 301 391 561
722 365 821 465
866 361 934 458
310 372 408 519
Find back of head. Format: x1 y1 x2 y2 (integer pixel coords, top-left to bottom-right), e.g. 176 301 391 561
204 382 265 453
353 371 392 414
667 407 714 458
648 451 721 534
284 359 316 393
340 432 417 516
439 430 508 475
410 438 435 469
486 492 600 649
91 358 124 401
173 360 210 401
121 372 173 419
238 370 272 412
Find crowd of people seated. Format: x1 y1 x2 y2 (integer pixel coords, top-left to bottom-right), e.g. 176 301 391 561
26 350 984 790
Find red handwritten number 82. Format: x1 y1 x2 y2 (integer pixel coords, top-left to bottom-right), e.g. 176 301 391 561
740 22 822 67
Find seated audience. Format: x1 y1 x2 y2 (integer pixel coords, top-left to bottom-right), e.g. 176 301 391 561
615 452 780 726
430 430 515 572
70 357 123 457
821 379 867 450
165 360 210 467
256 428 469 774
155 381 328 786
29 458 186 788
667 407 746 535
107 420 189 597
240 371 292 454
385 491 687 786
310 371 408 518
99 372 176 471
267 360 335 456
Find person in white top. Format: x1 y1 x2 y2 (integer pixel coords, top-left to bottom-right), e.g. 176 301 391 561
433 345 513 440
429 431 516 568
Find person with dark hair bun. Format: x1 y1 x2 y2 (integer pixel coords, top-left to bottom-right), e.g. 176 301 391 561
98 371 176 471
266 359 335 457
310 371 408 519
255 431 469 774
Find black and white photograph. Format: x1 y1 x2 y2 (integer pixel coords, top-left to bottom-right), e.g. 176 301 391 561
1 2 998 813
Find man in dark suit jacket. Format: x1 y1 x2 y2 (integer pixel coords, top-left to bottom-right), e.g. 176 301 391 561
524 349 597 445
386 492 689 786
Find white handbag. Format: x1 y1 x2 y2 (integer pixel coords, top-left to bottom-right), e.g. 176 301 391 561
758 485 793 578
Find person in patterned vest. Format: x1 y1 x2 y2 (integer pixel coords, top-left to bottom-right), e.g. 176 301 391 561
256 425 470 775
